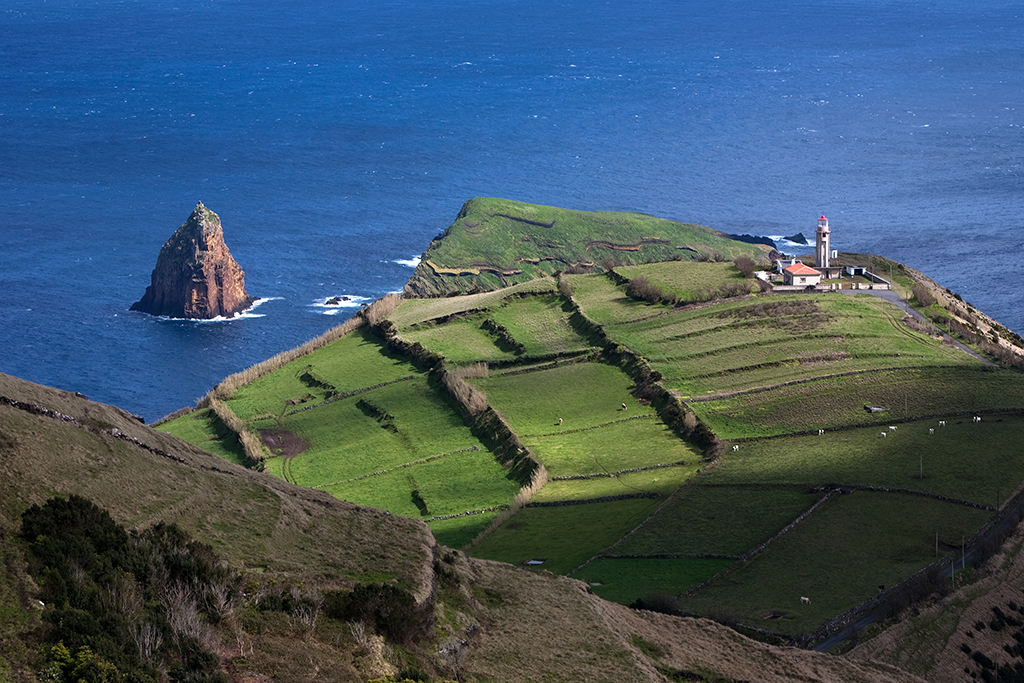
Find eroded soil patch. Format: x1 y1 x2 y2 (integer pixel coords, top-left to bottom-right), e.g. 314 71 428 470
259 428 310 457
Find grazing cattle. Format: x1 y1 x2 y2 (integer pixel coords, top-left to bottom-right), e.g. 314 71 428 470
800 596 811 605
939 420 946 426
889 426 897 431
732 445 739 452
621 403 627 410
558 418 563 425
929 428 934 434
974 416 982 423
818 429 825 435
880 431 887 438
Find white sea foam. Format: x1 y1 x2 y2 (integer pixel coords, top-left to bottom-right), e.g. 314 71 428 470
312 294 371 315
155 297 280 323
767 235 811 250
392 255 421 267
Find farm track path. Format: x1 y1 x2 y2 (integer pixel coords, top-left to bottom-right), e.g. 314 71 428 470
839 289 991 364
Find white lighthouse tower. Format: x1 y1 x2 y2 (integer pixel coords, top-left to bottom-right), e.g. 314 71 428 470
815 215 831 269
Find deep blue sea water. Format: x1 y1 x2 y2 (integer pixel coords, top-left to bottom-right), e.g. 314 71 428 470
1 0 1021 421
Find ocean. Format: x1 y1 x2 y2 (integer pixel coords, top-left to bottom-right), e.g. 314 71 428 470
1 0 1021 421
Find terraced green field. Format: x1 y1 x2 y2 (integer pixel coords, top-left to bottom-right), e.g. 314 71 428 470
680 491 992 636
606 294 973 397
616 260 757 302
161 249 1024 645
159 407 246 465
469 497 663 575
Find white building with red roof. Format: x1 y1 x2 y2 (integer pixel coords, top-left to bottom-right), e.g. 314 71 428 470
782 262 823 287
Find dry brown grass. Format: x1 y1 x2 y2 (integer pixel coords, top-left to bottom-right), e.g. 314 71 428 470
460 557 923 682
0 371 435 601
441 363 490 416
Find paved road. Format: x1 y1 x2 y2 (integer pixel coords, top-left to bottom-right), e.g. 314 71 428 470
838 288 990 364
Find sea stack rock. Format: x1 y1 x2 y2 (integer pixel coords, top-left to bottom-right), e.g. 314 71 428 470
131 202 255 319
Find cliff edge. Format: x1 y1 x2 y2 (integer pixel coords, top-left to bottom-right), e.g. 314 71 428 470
131 202 255 319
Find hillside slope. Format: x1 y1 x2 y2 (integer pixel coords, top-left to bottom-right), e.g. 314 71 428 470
0 372 925 682
404 197 770 297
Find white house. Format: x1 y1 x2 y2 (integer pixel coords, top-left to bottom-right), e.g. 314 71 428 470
782 263 823 287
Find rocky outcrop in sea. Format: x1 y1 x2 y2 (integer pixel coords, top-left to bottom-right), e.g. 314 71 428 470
130 202 255 319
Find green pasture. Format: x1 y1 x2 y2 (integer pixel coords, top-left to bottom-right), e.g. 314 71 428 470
469 497 662 575
682 490 992 635
401 315 515 363
420 197 763 274
389 278 555 329
158 408 246 465
427 513 501 550
704 417 1024 508
472 361 653 435
531 468 687 502
563 273 656 325
576 557 735 605
321 448 519 521
606 294 969 395
272 377 483 485
693 366 1024 438
616 260 755 302
614 486 821 557
226 328 415 420
489 293 594 356
524 416 700 477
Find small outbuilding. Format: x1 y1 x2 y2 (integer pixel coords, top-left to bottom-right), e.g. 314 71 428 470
782 263 823 287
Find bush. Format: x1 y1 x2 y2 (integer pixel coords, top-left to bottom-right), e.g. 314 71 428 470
912 285 936 308
626 275 665 304
21 496 233 683
733 256 756 279
324 584 433 645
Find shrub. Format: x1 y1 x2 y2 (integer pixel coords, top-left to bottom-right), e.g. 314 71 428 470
912 285 936 308
733 256 756 279
324 584 433 646
626 275 665 304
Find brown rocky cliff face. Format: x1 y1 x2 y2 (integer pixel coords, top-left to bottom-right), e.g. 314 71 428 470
131 202 255 319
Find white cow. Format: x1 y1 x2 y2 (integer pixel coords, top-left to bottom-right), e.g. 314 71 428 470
880 431 887 438
732 445 739 452
929 428 934 434
800 596 811 605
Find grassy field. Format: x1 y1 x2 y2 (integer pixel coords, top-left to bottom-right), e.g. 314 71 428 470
391 277 556 328
471 361 652 435
605 294 973 398
224 327 415 421
158 407 247 465
524 416 700 477
693 366 1024 438
489 293 594 356
616 260 757 302
469 497 663 575
577 557 736 605
614 485 822 557
400 314 517 363
704 417 1024 507
405 197 768 296
564 272 658 325
681 491 992 636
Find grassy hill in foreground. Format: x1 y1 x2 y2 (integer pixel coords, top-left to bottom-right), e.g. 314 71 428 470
0 372 920 683
403 197 770 296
